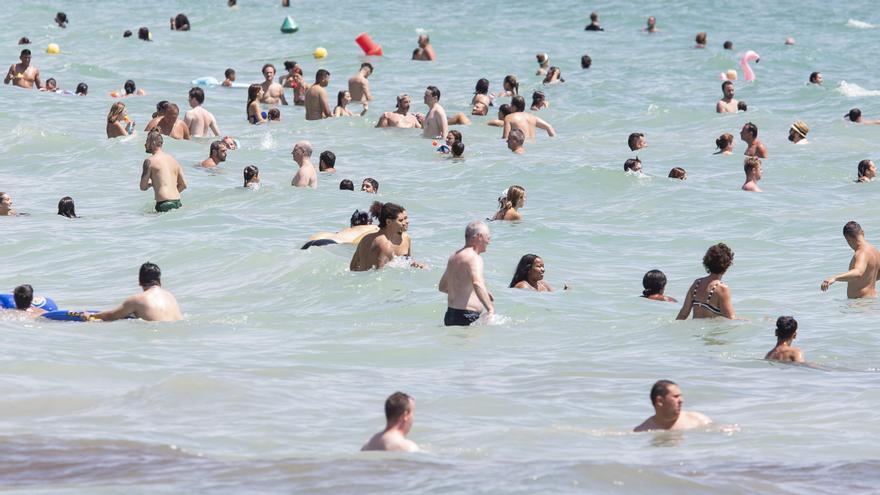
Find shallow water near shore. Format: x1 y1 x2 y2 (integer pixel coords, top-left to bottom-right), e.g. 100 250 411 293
2 1 880 493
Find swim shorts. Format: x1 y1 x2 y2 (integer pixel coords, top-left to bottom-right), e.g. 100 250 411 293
444 307 481 326
155 199 182 213
301 239 339 249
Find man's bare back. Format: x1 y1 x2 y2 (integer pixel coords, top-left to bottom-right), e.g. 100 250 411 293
503 112 555 139
844 246 880 298
378 111 420 128
93 286 182 322
349 74 371 104
292 161 317 188
184 106 219 137
634 410 711 432
141 150 186 202
361 430 419 452
440 247 487 312
305 85 331 120
146 117 191 140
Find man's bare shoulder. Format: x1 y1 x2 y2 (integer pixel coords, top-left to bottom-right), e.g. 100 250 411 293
633 416 656 432
683 410 711 426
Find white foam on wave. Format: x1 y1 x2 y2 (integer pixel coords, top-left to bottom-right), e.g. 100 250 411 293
837 80 880 97
846 19 875 29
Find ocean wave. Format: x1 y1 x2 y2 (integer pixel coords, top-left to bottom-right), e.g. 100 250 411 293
837 81 880 97
846 19 875 29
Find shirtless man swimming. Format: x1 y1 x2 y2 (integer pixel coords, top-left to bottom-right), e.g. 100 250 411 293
412 35 436 61
361 392 419 452
259 64 288 105
502 96 556 139
86 262 183 322
184 87 220 137
375 94 421 128
290 140 317 188
4 49 41 89
140 131 187 212
821 221 880 298
740 122 768 158
350 201 422 271
716 81 738 113
438 221 494 326
741 157 763 192
144 103 191 140
200 140 227 168
348 62 373 108
634 380 711 432
305 69 332 120
421 86 448 139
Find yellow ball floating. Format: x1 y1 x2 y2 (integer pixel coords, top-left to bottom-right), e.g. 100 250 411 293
313 46 327 59
46 43 60 55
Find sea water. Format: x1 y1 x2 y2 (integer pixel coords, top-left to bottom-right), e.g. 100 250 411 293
1 1 880 493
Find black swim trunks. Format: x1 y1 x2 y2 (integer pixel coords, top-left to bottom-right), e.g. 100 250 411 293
155 199 182 213
301 239 339 249
444 307 481 326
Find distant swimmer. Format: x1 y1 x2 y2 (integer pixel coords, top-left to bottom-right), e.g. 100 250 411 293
57 196 77 218
303 209 378 249
138 27 151 41
75 82 87 96
740 122 768 158
140 131 187 213
492 185 525 221
451 142 464 158
542 66 564 84
535 53 550 76
668 167 687 180
348 62 373 106
765 316 805 363
247 84 266 124
144 103 191 140
243 165 260 189
809 71 823 85
170 13 190 31
290 141 317 189
624 158 642 173
319 150 336 173
716 81 738 113
472 101 489 116
645 16 658 33
259 64 288 105
502 96 556 139
641 269 677 302
184 87 220 137
498 75 519 98
106 102 135 138
487 104 512 127
340 179 354 191
361 392 419 452
633 380 711 432
119 79 147 97
471 78 493 109
788 120 809 144
585 11 603 31
723 40 733 50
375 94 421 128
412 34 436 61
741 157 763 192
85 262 183 322
349 201 424 271
857 159 876 183
821 221 880 298
41 78 58 93
267 108 281 121
305 69 332 120
714 133 734 155
6 285 45 316
55 12 68 28
531 91 548 111
0 192 16 216
222 68 236 87
695 32 707 48
507 128 525 154
421 86 448 139
676 243 736 319
361 177 378 193
510 254 560 292
438 221 494 326
200 140 227 168
4 49 41 89
845 108 880 125
628 132 647 151
581 54 592 69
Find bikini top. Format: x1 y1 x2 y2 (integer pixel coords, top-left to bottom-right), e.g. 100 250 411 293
692 279 723 316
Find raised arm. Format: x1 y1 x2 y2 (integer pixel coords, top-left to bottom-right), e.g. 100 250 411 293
535 117 556 137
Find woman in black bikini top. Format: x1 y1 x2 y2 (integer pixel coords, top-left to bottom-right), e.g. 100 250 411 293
676 243 737 320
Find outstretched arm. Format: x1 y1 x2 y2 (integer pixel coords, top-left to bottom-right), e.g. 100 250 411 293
822 254 866 290
536 117 556 137
90 296 137 321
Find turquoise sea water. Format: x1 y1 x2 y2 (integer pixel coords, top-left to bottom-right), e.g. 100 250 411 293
2 1 880 493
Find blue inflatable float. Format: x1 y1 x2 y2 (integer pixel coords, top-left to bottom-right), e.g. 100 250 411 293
0 294 57 312
42 310 97 322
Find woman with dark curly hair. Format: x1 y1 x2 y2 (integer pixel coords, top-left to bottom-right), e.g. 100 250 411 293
676 243 736 319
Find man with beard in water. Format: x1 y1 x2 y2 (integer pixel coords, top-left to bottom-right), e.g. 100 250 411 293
634 380 711 432
350 201 425 271
375 94 421 128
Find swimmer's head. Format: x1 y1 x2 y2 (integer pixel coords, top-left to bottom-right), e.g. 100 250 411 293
702 243 734 275
507 128 525 151
737 101 747 112
590 11 598 22
744 156 762 179
396 93 411 111
0 192 11 214
361 178 378 194
370 201 406 230
174 13 189 29
384 391 414 431
471 101 488 116
283 60 297 72
360 62 373 76
154 100 169 118
293 141 313 161
465 220 491 252
536 53 549 65
809 71 822 85
247 84 262 105
164 103 180 120
775 316 798 341
145 130 163 153
785 37 795 45
511 95 526 113
123 80 136 95
267 108 280 121
451 141 465 158
424 85 441 104
262 63 276 80
107 102 126 123
139 262 162 288
649 380 678 408
55 12 68 27
668 167 687 180
45 78 57 91
209 140 227 162
846 108 862 122
350 209 371 227
531 90 545 107
498 103 512 119
716 133 734 151
474 78 490 95
337 90 350 107
646 16 656 29
225 68 236 80
188 87 205 107
721 80 734 98
741 122 758 140
418 35 429 47
243 165 259 186
543 66 563 83
19 49 31 63
319 150 336 171
695 32 707 46
339 179 354 191
624 158 642 173
315 68 330 86
446 130 462 147
789 120 809 142
628 132 646 151
18 37 30 45
138 27 151 41
858 159 876 180
13 284 34 310
510 254 542 287
123 30 132 38
642 270 667 297
57 196 76 218
581 54 592 69
843 221 863 242
503 74 519 94
723 40 733 50
499 185 526 212
75 82 87 95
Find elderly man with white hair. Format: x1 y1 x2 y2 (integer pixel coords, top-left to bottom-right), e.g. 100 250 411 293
291 140 317 188
438 221 494 326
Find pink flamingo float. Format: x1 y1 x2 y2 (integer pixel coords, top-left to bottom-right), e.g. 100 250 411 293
720 50 760 82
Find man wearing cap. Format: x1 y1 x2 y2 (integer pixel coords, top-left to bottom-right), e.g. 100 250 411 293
375 94 421 128
788 120 809 144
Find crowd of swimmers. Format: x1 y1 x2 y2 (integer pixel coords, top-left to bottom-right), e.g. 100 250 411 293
3 6 880 449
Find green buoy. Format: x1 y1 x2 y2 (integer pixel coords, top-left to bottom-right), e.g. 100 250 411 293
281 16 299 34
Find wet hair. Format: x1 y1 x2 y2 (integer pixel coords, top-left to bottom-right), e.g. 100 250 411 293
702 243 734 275
57 196 76 218
843 221 863 239
451 141 465 157
716 133 734 150
339 179 354 191
775 316 798 340
511 96 526 113
107 102 126 123
743 122 758 138
543 66 563 83
809 71 820 84
650 380 677 404
531 91 545 107
723 40 733 50
146 130 164 149
628 132 644 151
188 87 205 104
642 269 667 297
847 108 862 121
243 165 259 186
737 101 748 112
247 84 261 112
360 62 373 73
319 150 336 169
448 130 462 144
56 12 68 26
426 85 441 100
581 54 592 69
123 80 136 95
385 391 412 422
138 27 150 41
668 167 686 180
721 80 734 92
210 140 225 157
267 108 280 120
624 158 641 172
261 63 275 75
283 60 296 71
510 254 541 288
474 78 489 95
508 128 525 143
155 100 169 114
744 156 761 174
370 201 405 229
18 37 30 45
45 78 57 88
536 53 548 64
498 185 525 212
174 14 190 29
123 30 132 38
590 11 598 21
503 75 519 95
350 209 371 227
337 90 348 107
858 159 873 178
498 103 512 118
13 284 34 310
315 68 330 82
362 177 378 192
695 32 707 45
139 262 161 287
225 68 235 79
75 82 87 95
20 49 31 57
166 103 180 115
